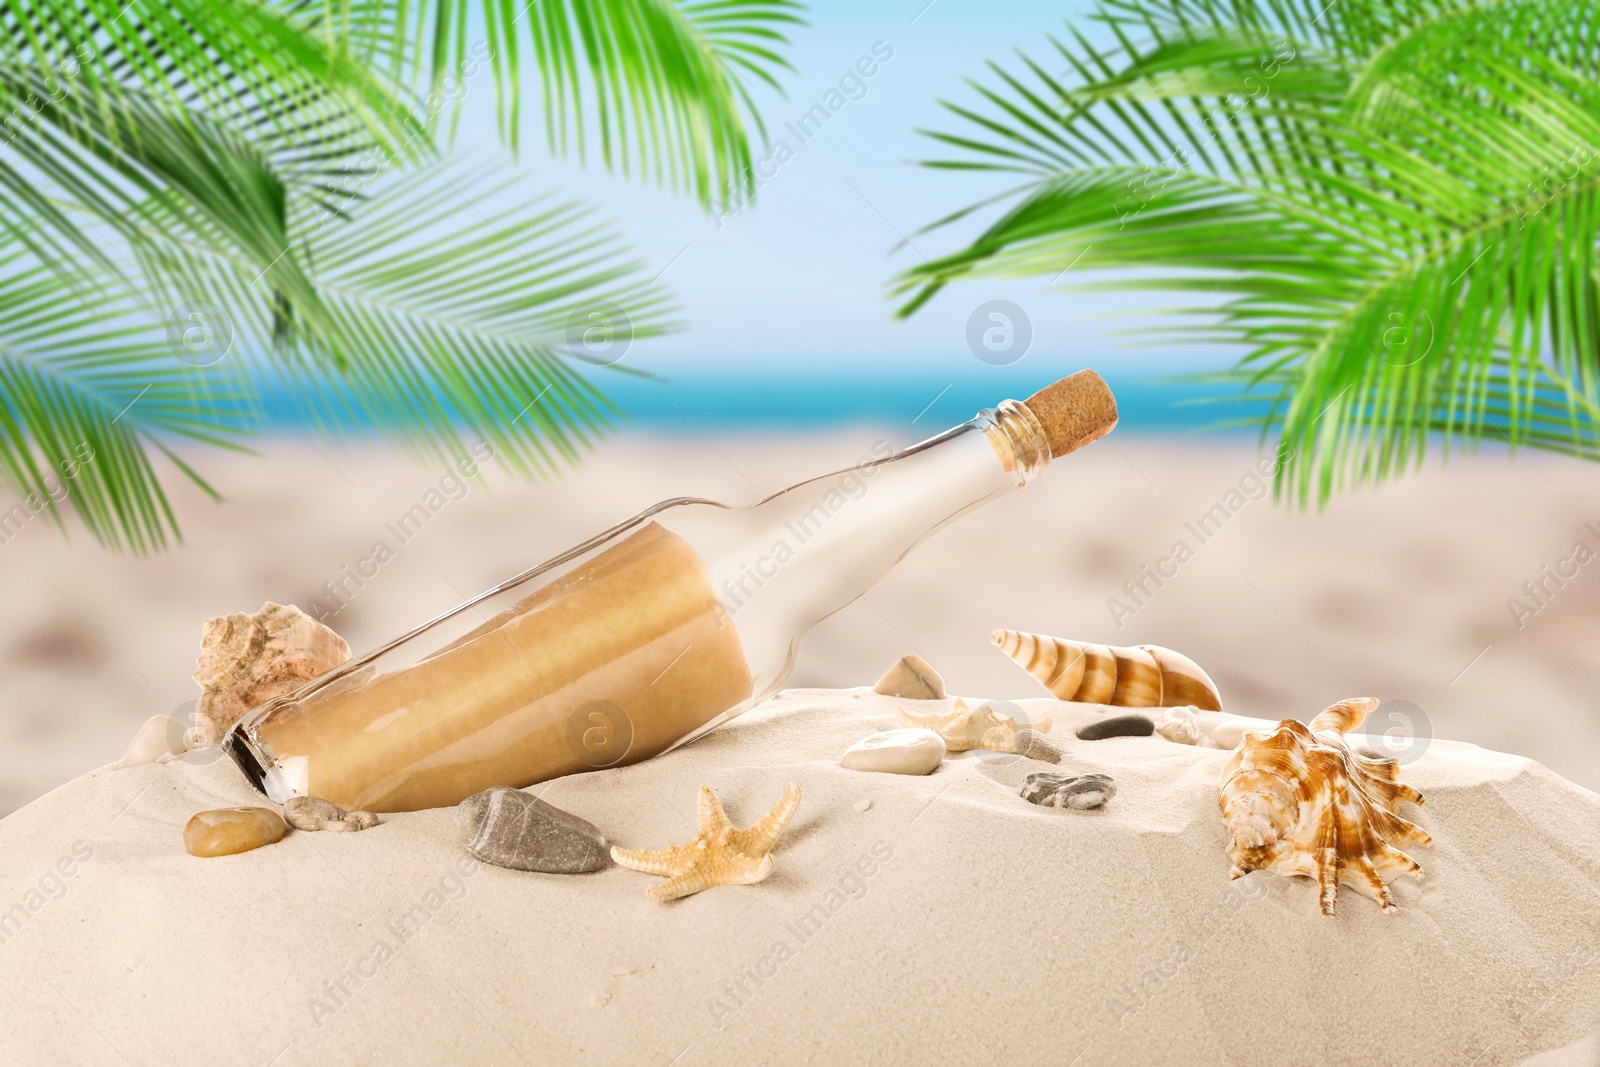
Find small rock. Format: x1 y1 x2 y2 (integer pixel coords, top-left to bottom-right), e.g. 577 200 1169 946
1020 772 1116 811
1016 732 1064 764
1076 714 1156 741
284 795 379 833
840 728 945 775
184 807 287 857
458 787 610 873
119 715 188 768
1212 721 1248 750
873 654 946 700
855 800 872 812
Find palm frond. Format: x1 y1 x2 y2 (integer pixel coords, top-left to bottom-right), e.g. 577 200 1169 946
114 161 681 479
896 0 1600 504
0 249 253 552
358 0 806 208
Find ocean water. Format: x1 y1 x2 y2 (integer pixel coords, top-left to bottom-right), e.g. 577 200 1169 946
254 364 1269 437
598 366 1260 434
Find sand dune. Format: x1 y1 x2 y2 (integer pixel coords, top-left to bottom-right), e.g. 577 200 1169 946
1 689 1596 1065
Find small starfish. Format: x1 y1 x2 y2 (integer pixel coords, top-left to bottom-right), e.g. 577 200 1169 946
611 784 801 901
896 698 1053 754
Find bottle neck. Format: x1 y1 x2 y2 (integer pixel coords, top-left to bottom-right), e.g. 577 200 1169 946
977 398 1052 485
672 401 1052 690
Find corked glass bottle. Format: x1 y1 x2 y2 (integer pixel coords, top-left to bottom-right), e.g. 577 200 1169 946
225 371 1118 811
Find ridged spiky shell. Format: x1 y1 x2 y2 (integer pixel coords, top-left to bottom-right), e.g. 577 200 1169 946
989 630 1222 710
1219 697 1431 915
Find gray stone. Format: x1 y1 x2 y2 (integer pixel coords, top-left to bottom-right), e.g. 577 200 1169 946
1076 714 1155 741
1020 772 1117 811
458 787 611 873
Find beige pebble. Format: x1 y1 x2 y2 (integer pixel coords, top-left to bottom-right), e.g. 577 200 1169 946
184 807 287 857
873 654 946 700
855 800 872 812
1213 721 1248 751
841 728 945 775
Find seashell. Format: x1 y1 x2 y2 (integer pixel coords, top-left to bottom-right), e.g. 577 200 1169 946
1020 772 1116 810
611 784 800 901
1219 697 1431 915
457 787 608 873
1076 714 1155 741
118 715 189 768
1154 706 1203 746
183 806 287 857
895 698 1055 759
191 602 351 745
873 654 946 700
840 728 945 775
284 795 379 834
990 630 1222 710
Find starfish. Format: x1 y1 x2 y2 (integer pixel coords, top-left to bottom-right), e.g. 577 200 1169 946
611 784 801 901
896 698 1053 754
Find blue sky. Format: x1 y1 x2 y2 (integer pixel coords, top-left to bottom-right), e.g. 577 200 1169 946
457 0 1241 385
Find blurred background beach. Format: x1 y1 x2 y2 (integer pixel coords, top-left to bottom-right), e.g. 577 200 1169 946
3 0 1600 815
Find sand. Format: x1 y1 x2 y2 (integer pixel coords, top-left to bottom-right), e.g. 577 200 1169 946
1 687 1597 1066
6 432 1600 821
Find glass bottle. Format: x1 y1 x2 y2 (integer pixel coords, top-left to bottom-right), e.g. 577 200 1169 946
224 371 1117 811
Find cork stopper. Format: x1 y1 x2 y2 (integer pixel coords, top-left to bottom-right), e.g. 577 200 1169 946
1021 370 1118 458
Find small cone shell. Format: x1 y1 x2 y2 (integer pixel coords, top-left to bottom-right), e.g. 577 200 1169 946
989 630 1222 711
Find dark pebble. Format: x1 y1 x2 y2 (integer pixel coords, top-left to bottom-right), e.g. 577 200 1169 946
1076 714 1155 741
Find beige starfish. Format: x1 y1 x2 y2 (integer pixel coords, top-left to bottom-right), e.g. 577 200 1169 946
611 784 801 902
896 698 1053 754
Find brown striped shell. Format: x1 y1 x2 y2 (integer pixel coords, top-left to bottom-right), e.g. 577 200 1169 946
990 630 1222 710
1219 697 1431 915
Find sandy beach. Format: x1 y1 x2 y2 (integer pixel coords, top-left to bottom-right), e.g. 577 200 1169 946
1 688 1596 1065
3 430 1599 816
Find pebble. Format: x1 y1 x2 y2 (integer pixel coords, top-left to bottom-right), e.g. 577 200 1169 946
1076 714 1156 741
1020 772 1117 811
284 795 379 833
855 800 872 812
1212 721 1248 750
840 728 945 775
873 654 946 700
184 807 287 857
458 787 611 873
119 715 189 768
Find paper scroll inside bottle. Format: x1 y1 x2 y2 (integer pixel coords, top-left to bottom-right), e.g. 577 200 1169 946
249 523 750 811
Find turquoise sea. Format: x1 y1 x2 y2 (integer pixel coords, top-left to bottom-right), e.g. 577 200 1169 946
256 364 1268 437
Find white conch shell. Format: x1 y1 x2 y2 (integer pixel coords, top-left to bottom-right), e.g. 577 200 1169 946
1219 698 1431 915
990 630 1222 710
191 602 351 745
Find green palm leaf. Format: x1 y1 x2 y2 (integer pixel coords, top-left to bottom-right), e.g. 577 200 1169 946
0 0 804 551
0 248 253 552
894 0 1600 504
359 0 806 207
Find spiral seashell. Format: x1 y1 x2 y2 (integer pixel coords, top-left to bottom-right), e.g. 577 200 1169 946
989 630 1222 710
191 602 351 745
1219 697 1431 915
